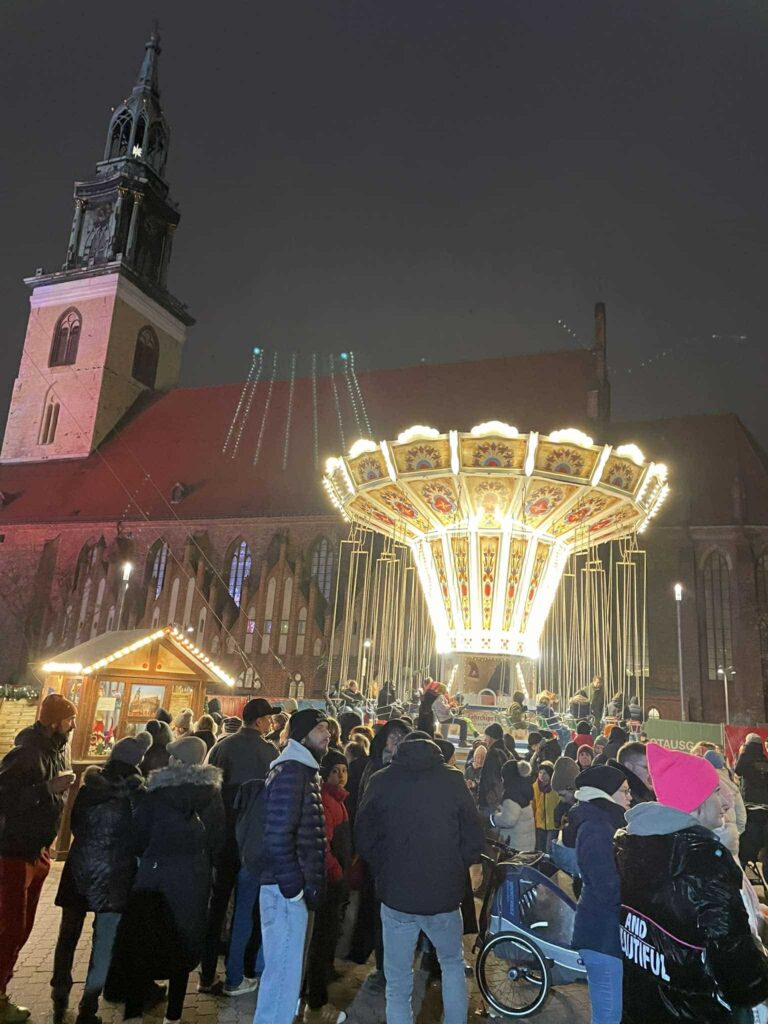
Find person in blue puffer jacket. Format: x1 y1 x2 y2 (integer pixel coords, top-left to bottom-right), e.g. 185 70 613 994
255 709 331 1024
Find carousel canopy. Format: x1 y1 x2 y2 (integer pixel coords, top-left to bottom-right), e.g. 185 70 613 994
41 626 236 685
323 423 669 659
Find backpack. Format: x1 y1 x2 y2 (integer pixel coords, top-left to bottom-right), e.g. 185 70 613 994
235 777 267 874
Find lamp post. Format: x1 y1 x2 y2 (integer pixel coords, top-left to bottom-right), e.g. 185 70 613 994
361 639 372 696
717 665 735 725
674 583 685 721
115 562 133 631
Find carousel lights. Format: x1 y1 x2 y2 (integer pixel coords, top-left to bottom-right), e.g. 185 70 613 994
348 438 378 459
470 421 519 438
548 427 594 447
396 425 440 445
42 661 83 674
615 443 645 466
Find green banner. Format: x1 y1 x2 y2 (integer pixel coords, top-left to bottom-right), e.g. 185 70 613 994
644 719 723 753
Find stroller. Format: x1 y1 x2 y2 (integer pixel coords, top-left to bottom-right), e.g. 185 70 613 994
474 843 586 1018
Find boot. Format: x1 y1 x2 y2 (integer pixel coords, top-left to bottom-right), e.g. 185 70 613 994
52 995 68 1024
75 990 101 1024
0 995 31 1024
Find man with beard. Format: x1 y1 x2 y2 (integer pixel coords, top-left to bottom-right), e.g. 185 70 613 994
0 695 77 1024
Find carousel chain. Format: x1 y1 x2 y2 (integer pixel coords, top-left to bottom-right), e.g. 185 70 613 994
282 352 298 471
253 351 279 466
328 354 346 454
311 352 320 471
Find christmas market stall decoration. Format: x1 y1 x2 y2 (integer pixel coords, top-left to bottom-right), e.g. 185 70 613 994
323 423 669 661
39 626 235 854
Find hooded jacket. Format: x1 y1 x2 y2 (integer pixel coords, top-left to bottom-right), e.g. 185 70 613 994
735 742 768 806
355 737 484 916
602 726 629 762
359 719 411 798
615 801 768 1023
0 722 71 859
260 739 326 908
321 782 351 885
56 760 145 912
478 738 509 812
571 793 626 957
141 720 173 776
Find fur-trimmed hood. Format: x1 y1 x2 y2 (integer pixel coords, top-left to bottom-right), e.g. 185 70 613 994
80 761 144 802
147 762 222 792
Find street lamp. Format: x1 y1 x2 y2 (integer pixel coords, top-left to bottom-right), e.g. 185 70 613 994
717 665 735 725
674 583 685 721
361 639 372 695
115 562 133 631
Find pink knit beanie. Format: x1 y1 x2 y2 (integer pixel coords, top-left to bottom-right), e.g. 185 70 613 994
647 742 719 814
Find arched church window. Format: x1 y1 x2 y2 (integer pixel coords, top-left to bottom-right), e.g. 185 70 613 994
147 123 167 172
310 538 335 602
133 116 147 159
39 398 60 446
50 308 81 367
132 326 159 389
227 540 252 608
109 110 133 159
703 551 733 682
148 540 169 599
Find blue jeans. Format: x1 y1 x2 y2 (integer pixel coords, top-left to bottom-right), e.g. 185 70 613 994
226 867 263 987
381 904 466 1024
254 885 309 1024
580 949 622 1024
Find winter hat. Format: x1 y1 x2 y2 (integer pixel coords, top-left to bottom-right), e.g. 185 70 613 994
576 745 595 764
512 690 526 705
110 731 152 767
321 749 348 778
211 712 223 729
167 735 207 766
435 738 456 763
145 719 172 746
39 693 77 727
704 749 725 771
527 731 543 749
501 759 533 807
576 764 626 797
155 707 173 725
402 730 433 742
485 723 504 742
223 716 241 734
745 733 764 746
282 698 299 714
289 708 329 745
594 735 609 749
243 698 282 724
207 698 222 716
647 742 719 814
576 720 591 735
173 708 193 733
551 756 579 793
537 760 554 779
540 737 562 763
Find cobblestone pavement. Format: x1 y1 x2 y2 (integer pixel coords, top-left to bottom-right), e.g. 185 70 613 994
10 864 590 1024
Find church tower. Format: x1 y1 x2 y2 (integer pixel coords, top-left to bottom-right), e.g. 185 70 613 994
1 30 194 464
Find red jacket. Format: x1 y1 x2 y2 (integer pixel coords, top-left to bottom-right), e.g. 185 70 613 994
321 783 350 884
574 734 594 748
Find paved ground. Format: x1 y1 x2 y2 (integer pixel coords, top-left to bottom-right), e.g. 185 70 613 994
10 863 590 1023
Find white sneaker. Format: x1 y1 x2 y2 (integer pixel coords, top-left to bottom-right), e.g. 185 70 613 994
222 978 259 997
303 1006 347 1024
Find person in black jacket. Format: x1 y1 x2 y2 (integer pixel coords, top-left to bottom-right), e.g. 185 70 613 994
589 675 605 725
140 719 172 776
477 723 509 814
51 733 151 1024
572 765 630 1024
199 697 281 991
0 694 76 1024
356 734 484 1024
735 733 768 870
108 735 224 1024
601 725 628 763
615 742 768 1023
254 709 330 1024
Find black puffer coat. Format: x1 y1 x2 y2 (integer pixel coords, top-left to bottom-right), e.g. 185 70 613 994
0 723 71 859
735 742 768 805
107 762 224 982
478 738 509 812
260 739 326 909
359 720 412 798
56 760 145 912
615 802 768 1022
356 737 484 916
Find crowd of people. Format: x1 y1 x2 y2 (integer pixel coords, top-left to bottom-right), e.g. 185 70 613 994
1 685 768 1024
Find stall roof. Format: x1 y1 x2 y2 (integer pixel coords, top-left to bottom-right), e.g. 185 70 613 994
41 626 235 686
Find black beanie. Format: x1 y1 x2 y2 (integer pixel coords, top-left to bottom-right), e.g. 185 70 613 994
435 739 455 763
576 764 626 796
527 731 543 748
155 706 172 725
289 708 329 745
485 723 504 741
321 749 348 778
145 719 172 746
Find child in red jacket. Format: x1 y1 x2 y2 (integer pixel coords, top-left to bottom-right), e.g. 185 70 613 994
303 751 351 1023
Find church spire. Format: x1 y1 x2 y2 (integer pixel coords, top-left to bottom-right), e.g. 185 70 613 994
134 26 161 96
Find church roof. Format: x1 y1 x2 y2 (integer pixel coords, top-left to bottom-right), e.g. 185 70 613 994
0 347 602 525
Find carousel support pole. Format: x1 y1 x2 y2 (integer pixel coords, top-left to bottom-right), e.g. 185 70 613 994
674 583 685 721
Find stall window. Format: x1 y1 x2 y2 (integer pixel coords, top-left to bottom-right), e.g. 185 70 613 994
169 684 194 718
88 680 125 758
64 677 86 706
127 684 166 721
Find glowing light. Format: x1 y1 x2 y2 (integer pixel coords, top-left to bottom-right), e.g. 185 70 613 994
549 428 594 447
122 562 133 582
470 421 519 438
615 443 645 466
396 425 440 445
132 144 143 158
674 583 683 601
42 662 83 674
348 438 379 459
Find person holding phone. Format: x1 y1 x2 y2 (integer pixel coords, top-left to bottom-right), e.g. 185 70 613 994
0 693 77 1024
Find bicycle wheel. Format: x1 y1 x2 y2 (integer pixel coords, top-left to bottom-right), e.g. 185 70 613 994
476 931 550 1018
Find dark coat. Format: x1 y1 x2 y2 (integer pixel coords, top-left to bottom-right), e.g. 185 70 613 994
140 743 170 777
569 695 592 721
356 737 484 916
359 720 411 798
589 686 605 721
602 726 628 762
56 761 145 912
345 754 368 827
571 797 626 957
735 743 768 805
478 739 509 812
615 803 768 1022
0 723 70 860
260 739 326 909
194 729 217 752
108 762 224 982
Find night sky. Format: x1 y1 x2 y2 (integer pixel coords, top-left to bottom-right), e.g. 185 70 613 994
2 1 767 444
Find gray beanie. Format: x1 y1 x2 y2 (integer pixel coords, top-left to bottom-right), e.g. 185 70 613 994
167 735 207 766
173 708 194 734
145 719 172 746
745 733 764 745
551 756 580 793
110 731 153 767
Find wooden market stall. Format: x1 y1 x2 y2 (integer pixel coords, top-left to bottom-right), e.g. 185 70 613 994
39 625 235 854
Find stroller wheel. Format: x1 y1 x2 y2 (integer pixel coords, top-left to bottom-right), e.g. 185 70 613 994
476 932 550 1018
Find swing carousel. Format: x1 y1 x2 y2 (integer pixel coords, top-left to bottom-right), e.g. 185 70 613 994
322 422 668 715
